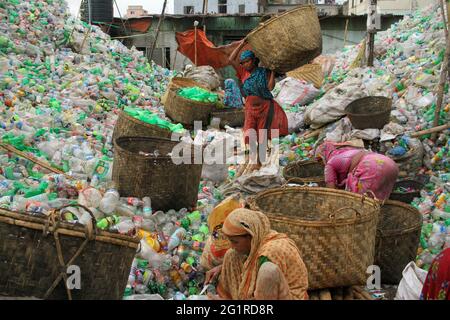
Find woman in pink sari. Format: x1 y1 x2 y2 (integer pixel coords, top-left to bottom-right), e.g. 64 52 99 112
314 141 399 201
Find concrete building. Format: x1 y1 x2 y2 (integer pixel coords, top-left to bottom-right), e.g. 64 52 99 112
174 0 261 14
125 5 149 18
112 13 401 80
345 0 433 16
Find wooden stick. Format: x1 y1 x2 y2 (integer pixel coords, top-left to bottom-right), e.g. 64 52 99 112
0 143 73 179
440 0 448 37
319 289 332 300
149 0 168 60
410 123 450 138
343 287 353 300
343 18 349 48
332 287 344 300
308 291 319 300
431 0 450 141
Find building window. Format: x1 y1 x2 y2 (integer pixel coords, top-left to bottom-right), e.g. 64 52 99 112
184 6 194 14
239 4 245 14
218 0 227 14
130 11 134 15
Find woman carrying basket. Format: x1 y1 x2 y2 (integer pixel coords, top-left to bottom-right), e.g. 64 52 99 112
228 42 288 176
206 208 309 300
314 140 399 201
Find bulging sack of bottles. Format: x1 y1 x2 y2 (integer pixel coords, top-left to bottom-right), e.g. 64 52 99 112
177 87 219 104
183 65 221 91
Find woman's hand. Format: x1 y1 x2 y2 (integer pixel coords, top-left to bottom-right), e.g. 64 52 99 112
205 264 222 285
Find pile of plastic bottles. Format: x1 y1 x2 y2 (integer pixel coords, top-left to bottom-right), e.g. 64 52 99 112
277 135 318 167
413 174 450 270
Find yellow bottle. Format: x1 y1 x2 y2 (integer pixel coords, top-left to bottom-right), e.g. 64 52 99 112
137 229 161 252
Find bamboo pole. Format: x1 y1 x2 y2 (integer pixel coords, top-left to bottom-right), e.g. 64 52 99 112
149 0 168 61
431 0 450 141
367 0 378 67
410 123 450 138
343 18 349 48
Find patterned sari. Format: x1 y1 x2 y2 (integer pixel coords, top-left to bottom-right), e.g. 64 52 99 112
421 248 450 300
216 208 308 300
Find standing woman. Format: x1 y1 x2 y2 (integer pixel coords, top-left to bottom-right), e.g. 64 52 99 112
228 43 288 175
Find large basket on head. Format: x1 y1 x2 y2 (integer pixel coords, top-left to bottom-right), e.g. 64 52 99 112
246 5 322 74
112 136 203 211
164 89 216 127
375 200 422 285
248 187 380 290
112 111 172 142
344 96 392 129
282 160 325 186
0 205 139 300
286 63 324 88
210 108 245 128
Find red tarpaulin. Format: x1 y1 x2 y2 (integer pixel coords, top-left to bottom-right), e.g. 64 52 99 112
175 29 252 70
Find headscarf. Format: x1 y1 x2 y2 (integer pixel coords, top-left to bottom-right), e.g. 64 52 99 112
314 141 338 163
315 140 365 163
220 208 306 299
240 50 256 62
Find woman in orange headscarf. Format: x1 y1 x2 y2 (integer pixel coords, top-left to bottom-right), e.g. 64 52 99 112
208 208 308 300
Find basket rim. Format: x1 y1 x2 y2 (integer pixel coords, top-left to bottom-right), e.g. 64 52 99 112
114 135 203 161
344 96 392 117
377 199 423 235
211 109 245 116
282 160 324 181
120 111 173 133
0 208 140 247
247 4 316 39
249 186 380 227
174 89 218 107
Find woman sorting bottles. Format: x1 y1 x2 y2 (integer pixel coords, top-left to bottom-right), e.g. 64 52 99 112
206 208 309 300
228 42 288 176
314 140 399 201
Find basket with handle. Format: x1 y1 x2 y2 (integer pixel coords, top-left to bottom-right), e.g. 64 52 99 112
161 77 209 105
0 204 139 299
389 179 424 204
245 5 322 73
375 200 422 284
248 186 380 290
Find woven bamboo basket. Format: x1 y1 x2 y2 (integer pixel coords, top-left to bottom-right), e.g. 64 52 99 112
246 5 322 73
112 136 203 211
164 89 216 127
210 108 245 128
389 180 424 204
345 96 392 130
375 200 422 285
286 63 324 88
248 187 380 290
282 160 325 186
112 111 172 142
161 77 209 105
0 205 139 300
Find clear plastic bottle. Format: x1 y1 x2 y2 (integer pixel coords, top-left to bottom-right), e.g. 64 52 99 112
142 196 152 218
99 188 120 214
